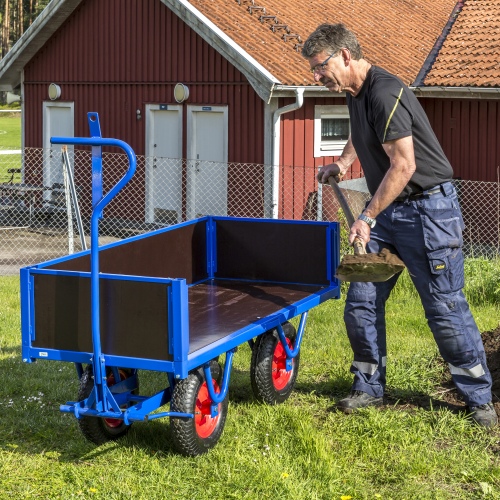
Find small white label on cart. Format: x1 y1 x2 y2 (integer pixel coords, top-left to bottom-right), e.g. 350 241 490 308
39 351 48 357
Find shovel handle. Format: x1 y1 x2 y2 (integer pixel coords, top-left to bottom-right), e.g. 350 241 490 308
353 237 366 256
327 177 366 255
327 176 355 227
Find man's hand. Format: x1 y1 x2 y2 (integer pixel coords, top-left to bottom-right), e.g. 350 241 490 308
349 218 371 246
317 163 342 184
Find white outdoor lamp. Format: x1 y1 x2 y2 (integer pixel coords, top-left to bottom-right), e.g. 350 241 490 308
48 83 61 100
174 83 189 103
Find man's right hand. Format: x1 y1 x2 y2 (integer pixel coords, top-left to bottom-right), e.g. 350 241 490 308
317 163 342 184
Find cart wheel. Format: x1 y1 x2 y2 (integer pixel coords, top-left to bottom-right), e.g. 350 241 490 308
250 322 300 405
77 365 138 445
170 360 228 456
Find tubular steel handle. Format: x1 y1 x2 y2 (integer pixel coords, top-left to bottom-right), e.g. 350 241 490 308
327 176 366 255
51 113 137 395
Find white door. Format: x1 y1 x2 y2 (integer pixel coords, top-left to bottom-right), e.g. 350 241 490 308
186 106 228 219
42 102 74 192
145 105 183 224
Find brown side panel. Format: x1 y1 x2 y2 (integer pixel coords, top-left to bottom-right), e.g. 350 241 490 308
32 274 172 361
215 220 328 284
47 222 207 283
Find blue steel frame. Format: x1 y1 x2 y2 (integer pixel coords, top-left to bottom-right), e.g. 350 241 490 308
20 113 341 426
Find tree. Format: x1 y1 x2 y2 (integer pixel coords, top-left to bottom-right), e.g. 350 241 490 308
2 0 10 57
1 0 51 57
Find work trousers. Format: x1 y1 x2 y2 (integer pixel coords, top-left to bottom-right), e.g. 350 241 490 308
344 182 492 406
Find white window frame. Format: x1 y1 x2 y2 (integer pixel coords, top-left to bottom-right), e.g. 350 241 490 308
314 105 350 157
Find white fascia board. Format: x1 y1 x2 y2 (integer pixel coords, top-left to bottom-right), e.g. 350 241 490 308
272 85 344 98
411 86 500 99
162 0 280 102
0 0 83 89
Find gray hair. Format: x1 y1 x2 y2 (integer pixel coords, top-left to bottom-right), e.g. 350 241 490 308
301 23 363 60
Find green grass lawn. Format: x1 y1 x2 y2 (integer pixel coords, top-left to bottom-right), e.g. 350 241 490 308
0 111 21 148
1 268 499 499
0 111 21 182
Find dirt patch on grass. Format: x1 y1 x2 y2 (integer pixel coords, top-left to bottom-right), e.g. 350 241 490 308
481 325 500 409
385 325 500 417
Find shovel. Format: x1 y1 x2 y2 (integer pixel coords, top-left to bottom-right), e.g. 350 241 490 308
328 177 405 282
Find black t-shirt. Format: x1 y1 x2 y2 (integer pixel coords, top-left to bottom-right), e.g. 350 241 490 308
346 65 453 197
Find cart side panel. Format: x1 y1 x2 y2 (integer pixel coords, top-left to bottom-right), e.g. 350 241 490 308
45 221 208 283
215 220 330 284
32 274 173 361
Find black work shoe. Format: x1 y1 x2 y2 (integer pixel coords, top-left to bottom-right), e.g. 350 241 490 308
337 390 383 414
468 402 498 428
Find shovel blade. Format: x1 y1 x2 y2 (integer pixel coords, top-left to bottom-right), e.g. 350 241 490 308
335 250 406 282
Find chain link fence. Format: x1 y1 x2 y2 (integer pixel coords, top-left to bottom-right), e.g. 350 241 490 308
0 147 499 275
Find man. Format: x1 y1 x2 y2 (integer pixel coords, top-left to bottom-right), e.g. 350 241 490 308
302 23 497 427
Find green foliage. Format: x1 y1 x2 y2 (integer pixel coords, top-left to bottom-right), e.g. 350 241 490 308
1 0 52 48
1 270 500 499
463 258 500 306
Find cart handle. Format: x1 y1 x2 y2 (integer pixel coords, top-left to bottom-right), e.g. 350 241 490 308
51 112 137 395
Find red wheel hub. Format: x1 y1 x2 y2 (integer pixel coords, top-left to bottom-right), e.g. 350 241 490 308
195 380 221 438
272 338 293 390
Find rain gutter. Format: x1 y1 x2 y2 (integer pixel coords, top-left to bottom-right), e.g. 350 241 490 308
411 86 500 98
271 87 305 219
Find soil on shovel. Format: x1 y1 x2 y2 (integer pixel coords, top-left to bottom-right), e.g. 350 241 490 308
336 248 406 282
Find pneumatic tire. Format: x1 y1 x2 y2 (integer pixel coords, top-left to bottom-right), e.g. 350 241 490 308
77 365 138 445
170 360 228 456
250 322 300 405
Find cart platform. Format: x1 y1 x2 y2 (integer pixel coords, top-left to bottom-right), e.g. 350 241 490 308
20 113 341 455
24 216 340 372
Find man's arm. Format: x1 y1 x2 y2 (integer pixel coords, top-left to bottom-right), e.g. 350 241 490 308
349 135 416 245
317 136 357 183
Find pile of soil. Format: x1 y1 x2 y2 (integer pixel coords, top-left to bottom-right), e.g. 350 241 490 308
481 325 500 407
386 325 500 416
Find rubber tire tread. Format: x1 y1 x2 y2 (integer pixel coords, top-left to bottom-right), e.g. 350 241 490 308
250 322 300 405
77 365 137 445
170 360 228 456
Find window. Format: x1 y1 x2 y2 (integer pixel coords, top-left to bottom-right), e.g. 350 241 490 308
314 105 350 157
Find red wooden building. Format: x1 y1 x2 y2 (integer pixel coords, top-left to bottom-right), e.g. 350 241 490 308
0 0 498 222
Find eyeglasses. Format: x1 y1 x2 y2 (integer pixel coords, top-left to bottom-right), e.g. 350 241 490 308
310 52 338 74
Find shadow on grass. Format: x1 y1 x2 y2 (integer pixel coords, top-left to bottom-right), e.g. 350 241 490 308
0 356 470 462
0 345 21 356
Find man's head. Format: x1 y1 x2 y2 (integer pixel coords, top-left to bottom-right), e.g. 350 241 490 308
302 24 365 95
301 24 363 61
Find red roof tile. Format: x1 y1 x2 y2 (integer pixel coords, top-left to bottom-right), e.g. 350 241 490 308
190 0 457 85
424 0 500 87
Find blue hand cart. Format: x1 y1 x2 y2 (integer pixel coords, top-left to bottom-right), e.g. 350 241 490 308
20 113 341 456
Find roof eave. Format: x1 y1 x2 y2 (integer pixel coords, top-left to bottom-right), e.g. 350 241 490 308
412 86 500 99
162 0 281 102
271 85 344 98
0 0 83 90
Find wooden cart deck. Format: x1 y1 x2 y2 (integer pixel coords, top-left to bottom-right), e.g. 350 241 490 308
188 280 326 353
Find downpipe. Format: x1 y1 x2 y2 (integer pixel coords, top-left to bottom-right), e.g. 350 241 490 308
271 88 305 219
